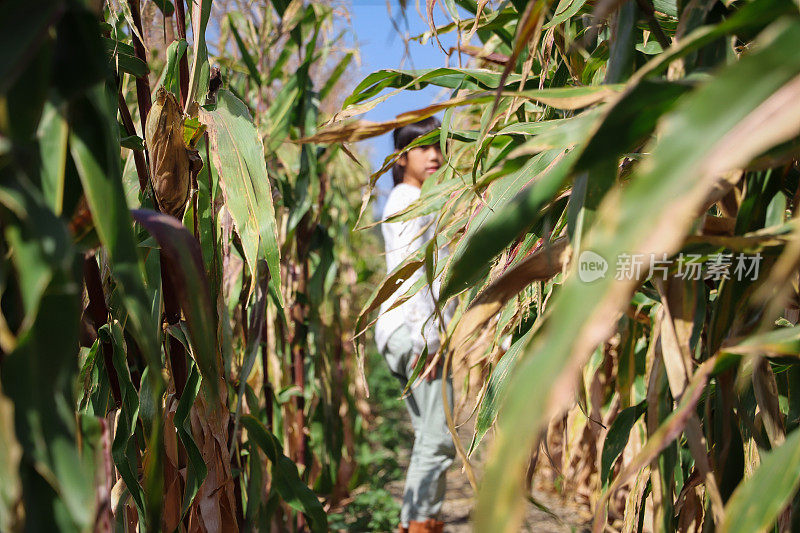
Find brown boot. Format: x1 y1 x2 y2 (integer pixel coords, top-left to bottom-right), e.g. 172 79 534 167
397 525 409 533
408 518 444 533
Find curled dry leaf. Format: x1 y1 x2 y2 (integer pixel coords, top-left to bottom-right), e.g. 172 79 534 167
186 381 237 532
145 87 202 218
298 86 617 145
449 235 571 356
655 277 725 522
450 44 510 66
592 357 717 532
621 465 650 533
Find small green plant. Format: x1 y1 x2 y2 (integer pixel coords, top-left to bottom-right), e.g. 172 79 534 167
331 349 413 530
329 489 402 532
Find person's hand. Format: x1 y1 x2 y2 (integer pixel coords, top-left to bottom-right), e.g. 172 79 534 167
412 351 441 382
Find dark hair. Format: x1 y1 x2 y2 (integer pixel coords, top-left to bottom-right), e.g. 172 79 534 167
391 116 441 186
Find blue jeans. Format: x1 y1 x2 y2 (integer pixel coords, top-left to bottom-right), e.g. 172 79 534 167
381 325 456 526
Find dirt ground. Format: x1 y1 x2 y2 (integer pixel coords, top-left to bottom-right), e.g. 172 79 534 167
386 419 592 533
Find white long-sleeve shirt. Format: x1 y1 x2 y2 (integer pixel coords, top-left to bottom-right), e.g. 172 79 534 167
375 183 455 356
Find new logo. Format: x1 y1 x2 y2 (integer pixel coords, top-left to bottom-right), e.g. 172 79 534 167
578 250 608 283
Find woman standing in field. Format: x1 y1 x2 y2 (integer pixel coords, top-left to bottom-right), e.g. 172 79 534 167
375 117 457 533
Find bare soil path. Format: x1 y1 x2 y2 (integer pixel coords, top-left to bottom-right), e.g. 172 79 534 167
386 418 592 533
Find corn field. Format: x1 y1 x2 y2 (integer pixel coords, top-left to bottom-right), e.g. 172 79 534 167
3 0 800 531
2 0 372 530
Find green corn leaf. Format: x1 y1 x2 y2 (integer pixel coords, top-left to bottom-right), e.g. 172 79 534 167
319 52 353 101
68 87 164 528
633 0 796 82
402 344 429 397
473 110 603 168
344 67 530 108
153 0 175 16
543 0 589 29
201 89 283 303
0 182 95 531
131 209 219 393
265 75 299 153
68 88 162 376
241 415 328 533
187 0 212 106
0 0 61 94
120 134 145 151
469 327 534 456
102 321 146 520
227 14 262 87
36 101 69 215
722 325 800 357
174 365 207 516
160 39 189 99
0 183 69 332
442 79 693 301
441 149 578 301
720 427 800 533
601 401 646 488
107 49 149 78
442 149 563 299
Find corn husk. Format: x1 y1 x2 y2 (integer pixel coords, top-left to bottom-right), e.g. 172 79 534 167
145 87 201 218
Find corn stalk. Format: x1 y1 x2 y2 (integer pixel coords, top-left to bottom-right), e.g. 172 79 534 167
0 0 374 531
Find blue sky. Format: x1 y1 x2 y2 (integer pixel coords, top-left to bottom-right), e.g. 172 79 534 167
346 0 471 210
